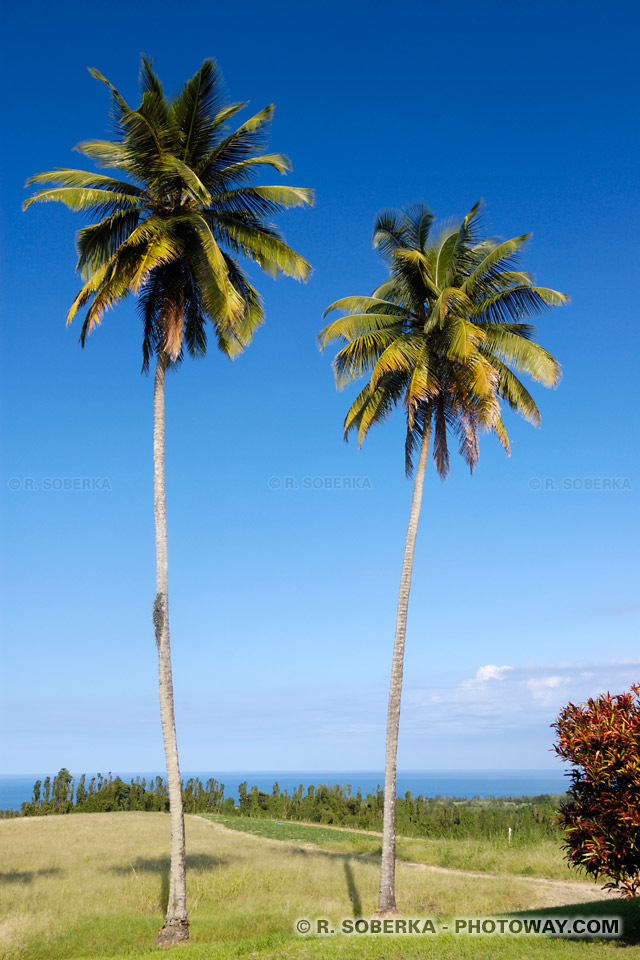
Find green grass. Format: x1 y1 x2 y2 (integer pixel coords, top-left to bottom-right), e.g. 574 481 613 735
1 812 638 960
209 814 585 881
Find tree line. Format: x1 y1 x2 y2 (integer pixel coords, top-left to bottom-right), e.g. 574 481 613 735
18 768 562 842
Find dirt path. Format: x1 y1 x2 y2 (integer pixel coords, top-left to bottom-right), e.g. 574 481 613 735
192 815 617 905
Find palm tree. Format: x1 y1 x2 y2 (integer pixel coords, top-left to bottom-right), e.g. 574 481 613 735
319 202 566 915
24 57 312 945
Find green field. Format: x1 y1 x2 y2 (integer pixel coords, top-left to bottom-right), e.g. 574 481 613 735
2 812 638 960
209 814 582 881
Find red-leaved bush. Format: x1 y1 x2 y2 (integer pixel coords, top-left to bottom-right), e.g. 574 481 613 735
553 684 640 897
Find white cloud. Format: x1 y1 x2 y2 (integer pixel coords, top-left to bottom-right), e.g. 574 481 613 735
461 664 513 689
526 675 570 702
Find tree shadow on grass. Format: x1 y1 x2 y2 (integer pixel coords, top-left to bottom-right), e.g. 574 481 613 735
280 843 369 917
344 859 363 917
504 897 640 946
0 867 62 885
110 853 229 913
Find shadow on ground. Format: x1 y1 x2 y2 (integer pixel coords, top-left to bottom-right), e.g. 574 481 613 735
0 867 62 884
110 853 229 913
505 897 640 945
110 852 228 875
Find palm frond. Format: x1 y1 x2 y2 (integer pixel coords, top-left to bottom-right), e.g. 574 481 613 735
373 210 407 264
214 185 314 216
23 185 141 215
25 168 143 196
76 209 141 274
188 215 245 323
333 326 404 388
480 325 562 387
74 139 134 171
208 153 292 188
209 213 311 281
155 154 211 204
318 312 404 351
472 285 569 323
345 372 408 447
405 404 431 477
461 235 530 297
322 295 405 322
171 60 226 170
370 335 430 393
483 354 541 425
493 416 511 455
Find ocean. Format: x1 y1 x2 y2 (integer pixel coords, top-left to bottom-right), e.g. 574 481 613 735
0 769 569 811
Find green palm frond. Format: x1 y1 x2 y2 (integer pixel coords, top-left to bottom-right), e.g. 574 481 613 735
493 416 511 455
23 186 141 215
155 154 211 204
373 210 409 264
215 185 314 216
346 373 409 446
400 204 436 252
333 325 404 388
209 213 311 281
74 139 133 170
405 404 431 476
482 354 541 426
88 67 165 170
187 214 244 323
322 295 405 322
171 58 225 165
404 345 438 428
432 395 450 477
480 326 562 387
461 235 530 298
370 335 429 393
208 153 292 188
76 210 141 274
25 168 143 196
430 224 462 289
318 312 404 351
198 105 275 179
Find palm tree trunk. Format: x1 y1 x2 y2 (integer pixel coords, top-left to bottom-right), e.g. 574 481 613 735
376 423 431 916
152 351 189 946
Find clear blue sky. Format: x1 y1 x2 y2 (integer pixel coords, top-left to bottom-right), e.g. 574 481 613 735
1 0 638 775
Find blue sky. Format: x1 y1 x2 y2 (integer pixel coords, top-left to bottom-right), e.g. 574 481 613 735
1 0 638 775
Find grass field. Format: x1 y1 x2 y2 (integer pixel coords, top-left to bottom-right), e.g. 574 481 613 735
2 812 639 960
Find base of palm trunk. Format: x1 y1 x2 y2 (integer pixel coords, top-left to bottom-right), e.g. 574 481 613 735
155 918 190 947
374 906 399 918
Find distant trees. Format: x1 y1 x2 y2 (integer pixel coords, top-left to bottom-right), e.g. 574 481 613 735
21 770 224 816
554 685 640 896
20 770 560 841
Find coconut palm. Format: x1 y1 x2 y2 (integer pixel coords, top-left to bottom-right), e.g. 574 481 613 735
24 57 312 945
319 202 566 914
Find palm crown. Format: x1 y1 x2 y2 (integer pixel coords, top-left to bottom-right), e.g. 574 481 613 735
24 56 313 368
319 202 567 475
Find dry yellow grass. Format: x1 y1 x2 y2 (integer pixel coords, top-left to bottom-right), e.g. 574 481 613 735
0 813 627 960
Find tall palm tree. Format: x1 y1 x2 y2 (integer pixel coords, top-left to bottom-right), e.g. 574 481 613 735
24 57 312 945
319 202 566 915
